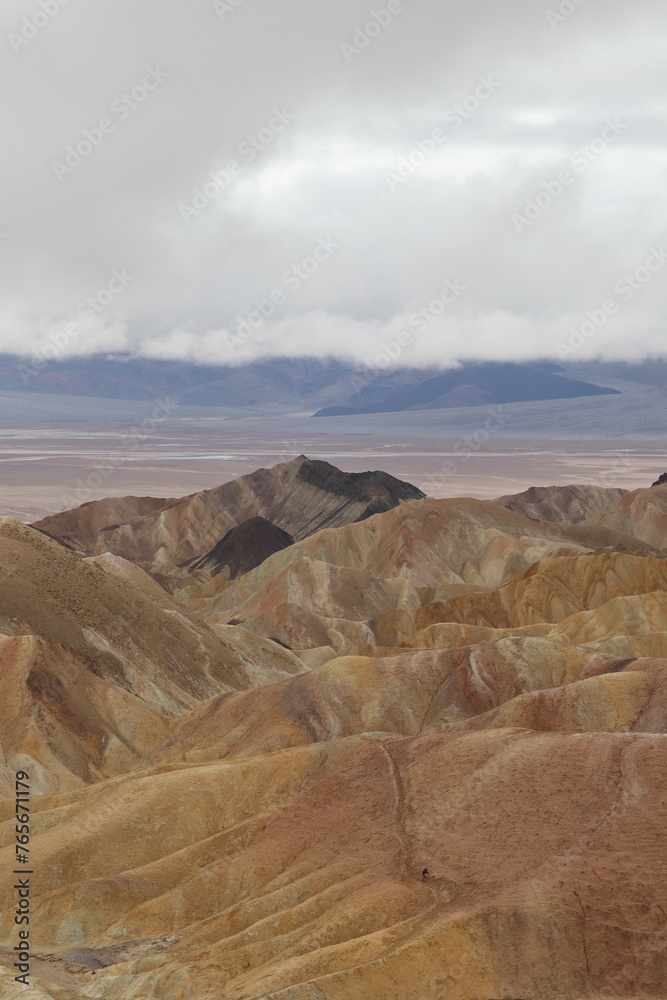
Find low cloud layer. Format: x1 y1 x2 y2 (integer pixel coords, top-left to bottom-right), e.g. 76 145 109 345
1 0 666 368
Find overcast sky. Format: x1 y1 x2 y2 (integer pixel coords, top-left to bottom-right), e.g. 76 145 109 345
1 0 666 368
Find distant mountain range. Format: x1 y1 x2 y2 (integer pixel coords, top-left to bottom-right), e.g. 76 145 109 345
312 362 619 415
0 355 357 409
0 354 637 414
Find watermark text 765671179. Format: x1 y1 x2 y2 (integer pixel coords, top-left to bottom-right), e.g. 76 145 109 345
13 770 32 986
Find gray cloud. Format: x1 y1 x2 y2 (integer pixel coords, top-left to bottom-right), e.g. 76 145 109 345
1 0 666 368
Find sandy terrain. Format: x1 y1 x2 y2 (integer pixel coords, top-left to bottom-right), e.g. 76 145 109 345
0 388 665 519
0 428 664 521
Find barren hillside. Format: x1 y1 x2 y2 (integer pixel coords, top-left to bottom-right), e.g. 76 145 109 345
1 464 666 999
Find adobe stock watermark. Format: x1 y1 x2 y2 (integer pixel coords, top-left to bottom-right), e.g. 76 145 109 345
223 236 340 352
422 407 507 495
546 0 588 31
18 267 135 383
590 452 634 490
276 440 304 465
512 117 628 234
340 0 414 63
58 396 181 510
51 66 169 181
179 107 295 223
0 559 16 587
349 278 469 395
8 0 75 53
556 246 667 359
385 76 502 192
213 0 246 19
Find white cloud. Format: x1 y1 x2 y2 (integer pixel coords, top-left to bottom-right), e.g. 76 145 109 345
0 0 666 366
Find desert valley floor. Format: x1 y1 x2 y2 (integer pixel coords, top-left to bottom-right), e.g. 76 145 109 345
0 380 666 522
1 428 665 522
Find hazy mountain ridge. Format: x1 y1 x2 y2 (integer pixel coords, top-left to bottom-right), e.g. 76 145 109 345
314 361 619 416
0 355 643 414
0 356 358 409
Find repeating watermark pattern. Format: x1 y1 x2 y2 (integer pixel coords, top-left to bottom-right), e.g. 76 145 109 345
556 246 667 359
282 237 340 292
213 0 247 20
179 107 296 223
0 557 16 586
589 452 634 489
8 0 75 53
276 440 304 464
18 268 135 382
349 277 469 395
340 0 414 63
512 118 628 233
421 407 507 495
385 76 502 192
52 66 169 181
546 0 588 31
58 396 180 510
222 236 340 353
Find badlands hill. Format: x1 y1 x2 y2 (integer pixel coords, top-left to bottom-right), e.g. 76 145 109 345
493 483 627 524
1 464 667 999
0 518 308 795
33 456 425 571
593 484 667 549
186 517 295 582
